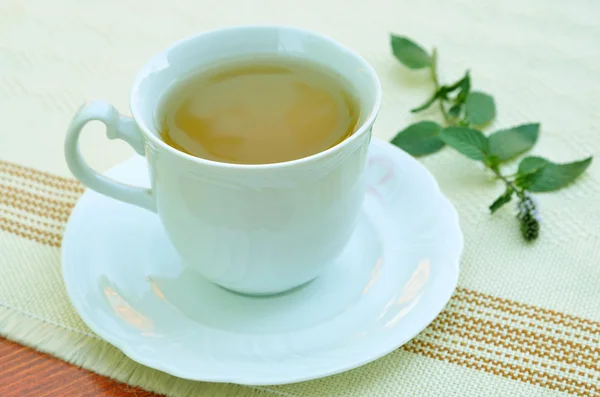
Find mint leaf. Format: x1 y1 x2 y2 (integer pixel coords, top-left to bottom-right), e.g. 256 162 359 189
440 127 489 161
517 156 593 192
454 72 471 104
391 121 444 156
514 172 538 190
411 90 442 113
448 104 462 119
390 35 431 70
412 72 470 113
465 91 496 126
489 123 540 162
446 71 470 92
518 156 549 175
485 154 501 171
489 187 514 213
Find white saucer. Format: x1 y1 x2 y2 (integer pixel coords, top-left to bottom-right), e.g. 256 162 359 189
62 138 463 385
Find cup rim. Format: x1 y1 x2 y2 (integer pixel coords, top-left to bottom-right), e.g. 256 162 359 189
130 25 382 170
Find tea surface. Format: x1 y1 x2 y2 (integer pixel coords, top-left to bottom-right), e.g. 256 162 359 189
157 56 360 164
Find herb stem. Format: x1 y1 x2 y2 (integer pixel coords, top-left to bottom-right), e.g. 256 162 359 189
488 165 525 198
429 48 451 125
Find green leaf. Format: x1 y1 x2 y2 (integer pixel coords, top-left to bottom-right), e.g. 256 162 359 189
514 172 538 189
465 91 496 126
453 72 471 104
485 154 501 171
515 156 550 189
445 70 470 89
411 90 441 113
411 86 454 113
489 123 540 162
489 188 514 213
448 104 462 118
445 72 467 91
390 121 445 156
411 72 470 113
440 127 489 161
518 156 549 175
517 156 593 192
390 35 431 70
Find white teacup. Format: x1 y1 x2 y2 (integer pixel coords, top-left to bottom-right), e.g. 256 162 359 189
65 26 381 295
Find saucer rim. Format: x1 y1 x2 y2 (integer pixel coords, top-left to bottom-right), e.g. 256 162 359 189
62 137 463 385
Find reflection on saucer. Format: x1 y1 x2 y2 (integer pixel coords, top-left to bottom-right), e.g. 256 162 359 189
378 259 430 328
104 286 153 331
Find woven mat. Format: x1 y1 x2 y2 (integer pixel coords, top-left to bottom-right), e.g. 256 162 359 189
1 0 599 396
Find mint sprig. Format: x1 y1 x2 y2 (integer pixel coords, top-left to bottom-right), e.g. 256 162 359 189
389 34 593 242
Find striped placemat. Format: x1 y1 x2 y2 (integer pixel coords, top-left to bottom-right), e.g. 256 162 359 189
1 159 598 397
1 0 599 395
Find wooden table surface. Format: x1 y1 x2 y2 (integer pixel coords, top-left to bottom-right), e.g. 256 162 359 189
0 337 163 397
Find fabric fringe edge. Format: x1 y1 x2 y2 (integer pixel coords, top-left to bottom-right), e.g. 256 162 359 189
0 305 289 397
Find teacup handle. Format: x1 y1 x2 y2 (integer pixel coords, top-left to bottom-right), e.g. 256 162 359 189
65 100 156 212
